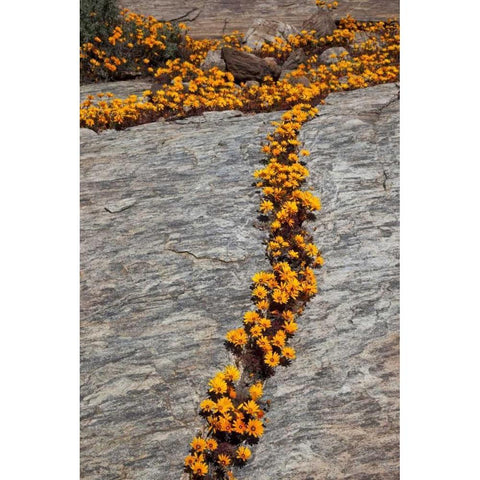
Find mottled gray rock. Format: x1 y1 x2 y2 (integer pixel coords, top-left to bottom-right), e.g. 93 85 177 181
81 83 399 479
301 9 337 37
319 46 351 64
245 80 260 88
118 0 399 39
282 48 307 72
353 30 387 50
200 49 226 71
243 18 299 50
80 79 153 102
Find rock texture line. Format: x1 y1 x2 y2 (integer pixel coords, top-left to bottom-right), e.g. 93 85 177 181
80 83 399 479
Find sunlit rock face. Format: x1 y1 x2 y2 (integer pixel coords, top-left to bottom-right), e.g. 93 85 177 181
80 83 399 480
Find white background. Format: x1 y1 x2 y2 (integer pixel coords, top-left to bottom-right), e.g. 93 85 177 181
1 0 479 478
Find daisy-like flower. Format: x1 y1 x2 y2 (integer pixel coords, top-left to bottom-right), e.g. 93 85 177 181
217 416 232 432
243 311 260 325
258 317 271 329
271 330 287 348
282 346 296 360
232 418 246 434
245 418 264 438
217 453 231 467
209 376 228 395
249 382 263 401
200 398 216 412
191 460 208 476
185 452 204 467
215 396 234 414
241 400 261 417
225 327 248 346
283 319 298 335
190 437 207 452
260 200 274 213
249 325 263 338
252 285 268 299
206 438 218 451
264 351 281 367
236 445 252 461
256 299 270 310
223 365 240 382
256 336 272 352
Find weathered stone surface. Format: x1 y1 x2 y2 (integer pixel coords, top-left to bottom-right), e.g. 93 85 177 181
221 47 281 83
244 80 260 88
301 9 337 37
319 46 351 64
119 0 399 39
81 83 399 479
353 30 387 49
80 79 153 102
243 18 299 50
200 49 226 71
280 73 311 87
282 48 307 72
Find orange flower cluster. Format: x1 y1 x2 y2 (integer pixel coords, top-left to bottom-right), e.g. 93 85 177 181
184 364 263 479
79 93 158 129
80 14 399 131
316 0 339 9
184 104 322 479
80 9 187 81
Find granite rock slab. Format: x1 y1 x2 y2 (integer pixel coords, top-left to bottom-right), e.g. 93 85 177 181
80 83 399 479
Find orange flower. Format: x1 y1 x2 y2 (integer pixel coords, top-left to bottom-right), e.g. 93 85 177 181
209 375 227 395
264 351 280 367
223 365 240 382
249 382 263 401
245 418 264 437
236 445 252 461
281 346 296 360
206 438 218 451
217 453 231 467
191 461 208 476
190 437 207 452
225 327 248 346
241 400 261 417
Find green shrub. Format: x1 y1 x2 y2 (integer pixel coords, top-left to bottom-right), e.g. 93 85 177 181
80 0 119 45
80 4 186 82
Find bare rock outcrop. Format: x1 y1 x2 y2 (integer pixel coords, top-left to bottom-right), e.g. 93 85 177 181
301 9 337 37
281 48 307 72
81 83 399 480
243 18 299 50
200 49 226 71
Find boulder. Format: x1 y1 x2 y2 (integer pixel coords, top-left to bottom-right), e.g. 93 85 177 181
200 49 226 71
221 47 281 83
301 10 336 38
243 18 299 51
244 80 260 88
282 48 307 72
319 46 350 65
279 70 311 87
